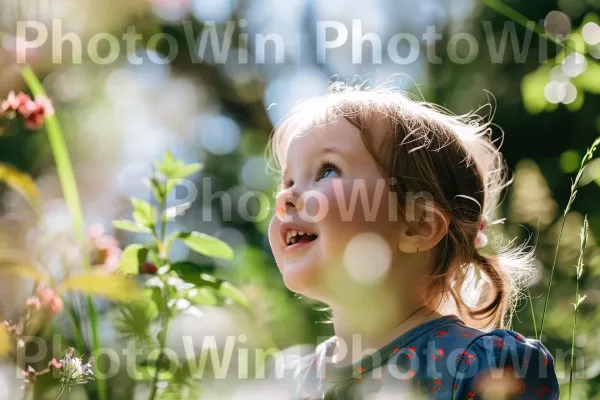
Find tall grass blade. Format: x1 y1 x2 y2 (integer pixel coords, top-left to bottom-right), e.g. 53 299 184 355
19 65 107 400
539 136 600 339
569 216 588 399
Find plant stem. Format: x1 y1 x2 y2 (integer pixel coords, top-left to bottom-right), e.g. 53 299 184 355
148 193 171 400
569 281 579 400
56 386 65 400
67 305 86 352
528 291 538 340
569 216 588 400
481 0 600 62
147 281 172 400
539 137 600 339
19 66 107 400
538 218 565 339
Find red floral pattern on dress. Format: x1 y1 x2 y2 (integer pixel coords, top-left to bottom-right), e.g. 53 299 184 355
434 329 448 337
405 346 416 359
462 332 474 338
465 391 476 399
493 338 504 349
456 351 476 365
432 348 446 361
542 353 549 366
535 385 550 398
429 378 442 392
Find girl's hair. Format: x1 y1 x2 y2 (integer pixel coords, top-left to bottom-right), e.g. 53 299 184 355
267 83 534 330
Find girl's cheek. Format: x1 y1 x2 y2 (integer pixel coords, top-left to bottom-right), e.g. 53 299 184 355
311 178 397 226
268 215 283 262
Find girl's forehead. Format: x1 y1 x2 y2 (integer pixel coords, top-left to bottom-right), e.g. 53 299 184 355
278 117 361 160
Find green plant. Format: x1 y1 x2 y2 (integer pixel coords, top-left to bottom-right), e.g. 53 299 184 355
112 151 251 400
539 136 600 339
569 216 588 400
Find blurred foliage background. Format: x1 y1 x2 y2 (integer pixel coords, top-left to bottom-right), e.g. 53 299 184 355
1 0 600 398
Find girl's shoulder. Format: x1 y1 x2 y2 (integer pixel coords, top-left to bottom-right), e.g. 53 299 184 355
447 327 560 399
387 318 559 399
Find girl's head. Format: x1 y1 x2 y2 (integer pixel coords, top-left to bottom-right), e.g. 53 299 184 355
267 84 533 330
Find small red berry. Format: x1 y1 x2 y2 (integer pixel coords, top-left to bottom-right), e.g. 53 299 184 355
140 262 157 275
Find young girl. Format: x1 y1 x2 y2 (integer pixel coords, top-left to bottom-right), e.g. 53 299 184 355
266 84 559 399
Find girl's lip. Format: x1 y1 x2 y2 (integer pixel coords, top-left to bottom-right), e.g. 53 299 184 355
279 221 318 248
283 237 318 254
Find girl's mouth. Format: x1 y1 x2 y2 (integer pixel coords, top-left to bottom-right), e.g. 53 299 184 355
285 234 318 253
280 224 319 254
286 230 319 246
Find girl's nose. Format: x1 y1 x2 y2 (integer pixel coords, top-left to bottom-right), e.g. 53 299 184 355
275 187 303 219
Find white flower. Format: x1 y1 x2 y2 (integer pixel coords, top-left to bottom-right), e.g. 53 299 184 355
59 348 95 391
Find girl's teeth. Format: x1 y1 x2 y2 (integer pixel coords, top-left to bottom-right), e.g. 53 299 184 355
286 231 292 243
298 231 305 236
291 230 297 237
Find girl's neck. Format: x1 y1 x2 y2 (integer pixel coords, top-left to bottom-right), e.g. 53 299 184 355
329 298 442 366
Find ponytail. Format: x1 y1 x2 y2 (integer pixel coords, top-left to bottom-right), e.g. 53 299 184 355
459 244 535 330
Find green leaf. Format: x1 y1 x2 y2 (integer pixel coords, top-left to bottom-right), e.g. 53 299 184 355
156 151 203 180
132 198 157 228
218 282 250 309
156 150 176 175
134 365 174 382
19 66 107 400
145 177 165 203
187 287 218 306
59 272 143 303
176 232 234 261
112 220 152 234
165 178 179 195
118 244 149 275
0 324 10 356
172 163 202 179
114 298 158 344
0 163 40 209
157 380 201 400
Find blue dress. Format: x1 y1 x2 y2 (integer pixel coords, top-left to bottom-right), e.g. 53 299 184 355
278 315 559 399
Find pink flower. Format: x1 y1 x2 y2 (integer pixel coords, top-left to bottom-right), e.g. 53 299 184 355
89 225 122 272
36 286 64 316
25 296 42 311
88 223 105 241
23 96 54 130
0 91 33 117
48 358 62 369
0 92 54 130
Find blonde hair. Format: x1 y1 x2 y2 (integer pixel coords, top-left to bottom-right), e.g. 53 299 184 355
267 83 534 330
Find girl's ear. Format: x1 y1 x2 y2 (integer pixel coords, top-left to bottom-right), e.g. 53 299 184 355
397 200 449 253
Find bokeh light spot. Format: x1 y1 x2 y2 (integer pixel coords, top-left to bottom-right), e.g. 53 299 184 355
562 53 587 77
544 11 572 40
191 114 241 155
343 233 391 284
560 150 580 173
582 22 600 45
544 81 566 104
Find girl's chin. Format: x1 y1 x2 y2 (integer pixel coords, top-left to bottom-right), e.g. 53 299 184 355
281 261 322 294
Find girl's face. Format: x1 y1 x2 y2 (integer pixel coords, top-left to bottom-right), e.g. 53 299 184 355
268 117 409 303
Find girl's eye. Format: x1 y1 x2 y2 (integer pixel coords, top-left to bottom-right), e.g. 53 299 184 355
321 168 340 179
317 162 341 180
